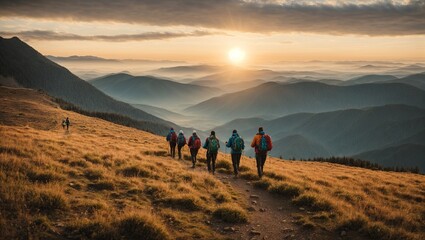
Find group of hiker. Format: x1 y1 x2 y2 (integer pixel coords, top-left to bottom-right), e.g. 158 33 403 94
166 127 272 178
61 117 70 130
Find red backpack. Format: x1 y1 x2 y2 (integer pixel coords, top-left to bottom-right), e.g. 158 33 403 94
170 132 177 143
193 137 201 149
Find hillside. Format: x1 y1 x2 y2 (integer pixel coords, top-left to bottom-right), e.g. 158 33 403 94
0 37 171 133
89 73 219 108
1 86 424 240
340 74 398 85
213 105 425 170
353 144 425 171
187 81 425 122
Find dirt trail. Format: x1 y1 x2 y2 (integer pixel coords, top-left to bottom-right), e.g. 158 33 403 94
181 157 337 240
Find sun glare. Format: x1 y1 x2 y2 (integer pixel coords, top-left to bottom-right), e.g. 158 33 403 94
228 48 246 65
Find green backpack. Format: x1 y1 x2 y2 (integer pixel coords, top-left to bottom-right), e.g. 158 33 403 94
208 137 219 153
232 136 244 152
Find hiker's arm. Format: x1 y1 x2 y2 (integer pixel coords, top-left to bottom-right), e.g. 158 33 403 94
250 136 256 148
226 138 231 148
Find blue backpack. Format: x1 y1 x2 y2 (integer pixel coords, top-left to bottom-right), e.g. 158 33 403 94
258 135 268 151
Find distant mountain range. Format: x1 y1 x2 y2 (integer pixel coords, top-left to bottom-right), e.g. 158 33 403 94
0 37 172 134
46 55 120 63
89 73 220 109
214 104 425 172
186 81 425 122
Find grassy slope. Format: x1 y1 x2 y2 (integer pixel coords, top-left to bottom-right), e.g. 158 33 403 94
1 86 424 239
0 87 246 240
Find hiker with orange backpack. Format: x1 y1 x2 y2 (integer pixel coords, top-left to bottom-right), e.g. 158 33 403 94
203 131 220 174
251 127 272 178
177 130 186 160
166 128 177 158
226 129 245 177
187 130 201 168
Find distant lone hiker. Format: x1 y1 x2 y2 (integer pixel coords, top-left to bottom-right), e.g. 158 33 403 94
177 130 187 160
187 130 201 168
203 131 220 174
226 129 245 177
61 119 66 129
251 127 272 178
65 117 70 130
166 128 177 158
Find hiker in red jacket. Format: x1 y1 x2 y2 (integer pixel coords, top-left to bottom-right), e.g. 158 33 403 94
187 130 201 168
166 128 177 158
251 127 272 178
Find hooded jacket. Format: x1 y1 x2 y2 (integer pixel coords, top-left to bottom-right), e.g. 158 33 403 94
226 133 245 154
251 131 272 154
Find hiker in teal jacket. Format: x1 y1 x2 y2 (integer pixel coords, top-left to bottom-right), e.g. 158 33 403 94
226 130 245 177
203 131 220 174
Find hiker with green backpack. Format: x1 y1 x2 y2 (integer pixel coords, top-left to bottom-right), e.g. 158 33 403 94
203 131 220 174
177 130 186 160
251 127 273 178
226 129 245 177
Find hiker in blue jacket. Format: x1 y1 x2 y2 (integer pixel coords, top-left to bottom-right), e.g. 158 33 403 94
203 131 220 174
226 129 245 177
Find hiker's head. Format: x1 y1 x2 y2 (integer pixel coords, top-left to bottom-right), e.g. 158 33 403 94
211 131 215 136
170 127 174 131
259 127 264 133
179 130 184 134
193 130 197 136
233 129 237 134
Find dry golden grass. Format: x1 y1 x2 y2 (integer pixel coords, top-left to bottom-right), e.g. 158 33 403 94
226 156 425 239
0 87 244 239
1 87 424 239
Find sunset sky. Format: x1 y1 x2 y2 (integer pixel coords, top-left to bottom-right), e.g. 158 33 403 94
0 0 424 65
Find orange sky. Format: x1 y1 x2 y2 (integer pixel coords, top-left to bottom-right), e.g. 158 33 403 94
1 1 424 65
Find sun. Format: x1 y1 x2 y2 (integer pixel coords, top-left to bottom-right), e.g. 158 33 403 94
228 48 246 65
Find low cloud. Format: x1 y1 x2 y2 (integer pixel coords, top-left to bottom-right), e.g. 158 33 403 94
0 0 424 36
0 30 219 41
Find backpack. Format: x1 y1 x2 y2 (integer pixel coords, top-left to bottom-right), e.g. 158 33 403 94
193 137 201 149
177 134 185 146
208 137 219 153
170 132 177 143
232 136 244 152
258 135 268 152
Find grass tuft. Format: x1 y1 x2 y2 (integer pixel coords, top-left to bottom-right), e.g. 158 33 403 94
269 183 301 197
293 194 333 211
252 178 272 190
213 204 248 223
26 189 68 213
157 195 202 211
27 170 64 183
118 165 152 178
239 172 260 181
87 180 115 191
84 169 104 180
215 160 232 170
